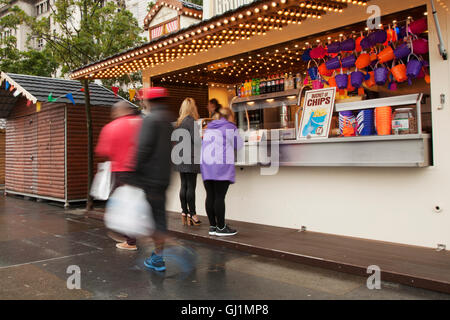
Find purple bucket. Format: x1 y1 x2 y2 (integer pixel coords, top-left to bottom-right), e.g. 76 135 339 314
369 29 387 44
407 58 422 80
335 73 349 89
341 38 355 51
394 43 411 59
374 66 389 85
326 56 341 70
327 42 341 54
360 37 374 50
350 71 365 88
308 66 319 80
341 54 356 68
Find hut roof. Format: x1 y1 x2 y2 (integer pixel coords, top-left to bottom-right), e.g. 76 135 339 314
0 72 134 117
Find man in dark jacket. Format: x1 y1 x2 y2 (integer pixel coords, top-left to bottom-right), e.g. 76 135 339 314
135 87 173 272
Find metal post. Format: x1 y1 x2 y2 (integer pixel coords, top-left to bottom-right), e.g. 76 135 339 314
430 0 448 60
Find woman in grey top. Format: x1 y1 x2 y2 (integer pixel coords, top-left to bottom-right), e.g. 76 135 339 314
174 98 202 226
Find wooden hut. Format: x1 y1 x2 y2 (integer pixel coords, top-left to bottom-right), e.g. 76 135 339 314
0 72 133 206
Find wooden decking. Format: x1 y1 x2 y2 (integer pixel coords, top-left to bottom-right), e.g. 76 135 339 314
88 209 450 294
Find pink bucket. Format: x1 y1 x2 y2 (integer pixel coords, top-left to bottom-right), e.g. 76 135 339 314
409 18 428 35
413 38 429 55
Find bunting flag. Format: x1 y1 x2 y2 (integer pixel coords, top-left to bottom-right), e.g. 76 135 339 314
128 89 136 101
36 102 41 112
13 89 21 97
48 93 58 102
66 93 75 105
26 100 32 107
111 86 119 96
9 85 14 92
5 81 10 90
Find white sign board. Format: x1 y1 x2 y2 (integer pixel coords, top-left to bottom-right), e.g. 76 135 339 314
298 87 336 140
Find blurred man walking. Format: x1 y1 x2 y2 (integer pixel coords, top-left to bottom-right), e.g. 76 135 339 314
135 87 173 272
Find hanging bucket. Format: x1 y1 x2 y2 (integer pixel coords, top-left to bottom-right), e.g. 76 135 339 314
412 38 429 55
391 60 407 83
335 73 349 89
341 54 356 69
301 48 312 62
319 62 334 77
393 42 411 59
312 79 324 90
355 53 371 69
341 38 356 52
360 36 374 50
386 27 397 44
350 71 365 88
307 60 319 80
355 36 363 52
327 41 341 54
365 71 376 87
397 26 407 39
369 29 388 44
377 46 395 63
326 56 341 70
310 45 327 59
406 54 422 83
328 75 337 88
374 65 389 85
409 18 428 35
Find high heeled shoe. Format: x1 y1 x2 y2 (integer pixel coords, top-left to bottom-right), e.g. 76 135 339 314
187 215 201 226
181 214 187 226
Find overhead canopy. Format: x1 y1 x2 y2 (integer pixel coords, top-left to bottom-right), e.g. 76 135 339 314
70 0 369 80
0 72 133 118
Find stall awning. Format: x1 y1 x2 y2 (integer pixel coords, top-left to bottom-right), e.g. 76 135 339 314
70 0 369 80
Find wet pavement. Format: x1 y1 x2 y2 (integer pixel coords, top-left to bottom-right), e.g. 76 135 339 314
0 196 449 300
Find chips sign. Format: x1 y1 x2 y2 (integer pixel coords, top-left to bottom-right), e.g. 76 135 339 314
298 87 336 140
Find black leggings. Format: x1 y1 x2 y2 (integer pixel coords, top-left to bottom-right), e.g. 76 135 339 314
179 172 198 215
203 180 230 229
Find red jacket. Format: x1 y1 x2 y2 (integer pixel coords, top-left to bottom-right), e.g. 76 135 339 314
95 114 143 172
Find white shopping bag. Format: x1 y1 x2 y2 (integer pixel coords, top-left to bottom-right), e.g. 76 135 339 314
104 185 154 237
90 162 113 200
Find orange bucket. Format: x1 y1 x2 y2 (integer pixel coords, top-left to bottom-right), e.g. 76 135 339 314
355 53 371 69
355 36 363 52
377 46 395 63
365 71 376 87
328 76 337 88
319 62 333 77
391 62 407 83
375 106 392 135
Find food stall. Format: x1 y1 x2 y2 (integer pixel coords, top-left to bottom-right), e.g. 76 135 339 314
70 0 450 250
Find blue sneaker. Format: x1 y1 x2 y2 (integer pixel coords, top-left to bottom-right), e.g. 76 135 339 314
144 252 166 272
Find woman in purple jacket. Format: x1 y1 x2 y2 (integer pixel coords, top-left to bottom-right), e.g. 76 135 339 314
201 107 243 236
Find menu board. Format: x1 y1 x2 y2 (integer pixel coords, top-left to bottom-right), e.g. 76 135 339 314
297 87 336 140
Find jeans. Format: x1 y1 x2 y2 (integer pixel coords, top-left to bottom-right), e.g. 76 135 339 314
179 172 198 216
203 180 230 229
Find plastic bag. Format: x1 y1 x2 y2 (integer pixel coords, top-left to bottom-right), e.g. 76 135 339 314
104 185 154 237
90 162 113 200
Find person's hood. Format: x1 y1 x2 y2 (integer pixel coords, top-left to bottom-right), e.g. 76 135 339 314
207 118 236 130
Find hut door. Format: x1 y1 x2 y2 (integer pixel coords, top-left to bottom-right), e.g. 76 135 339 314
23 113 38 194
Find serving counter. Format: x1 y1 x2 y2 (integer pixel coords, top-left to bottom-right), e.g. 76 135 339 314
231 91 432 168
